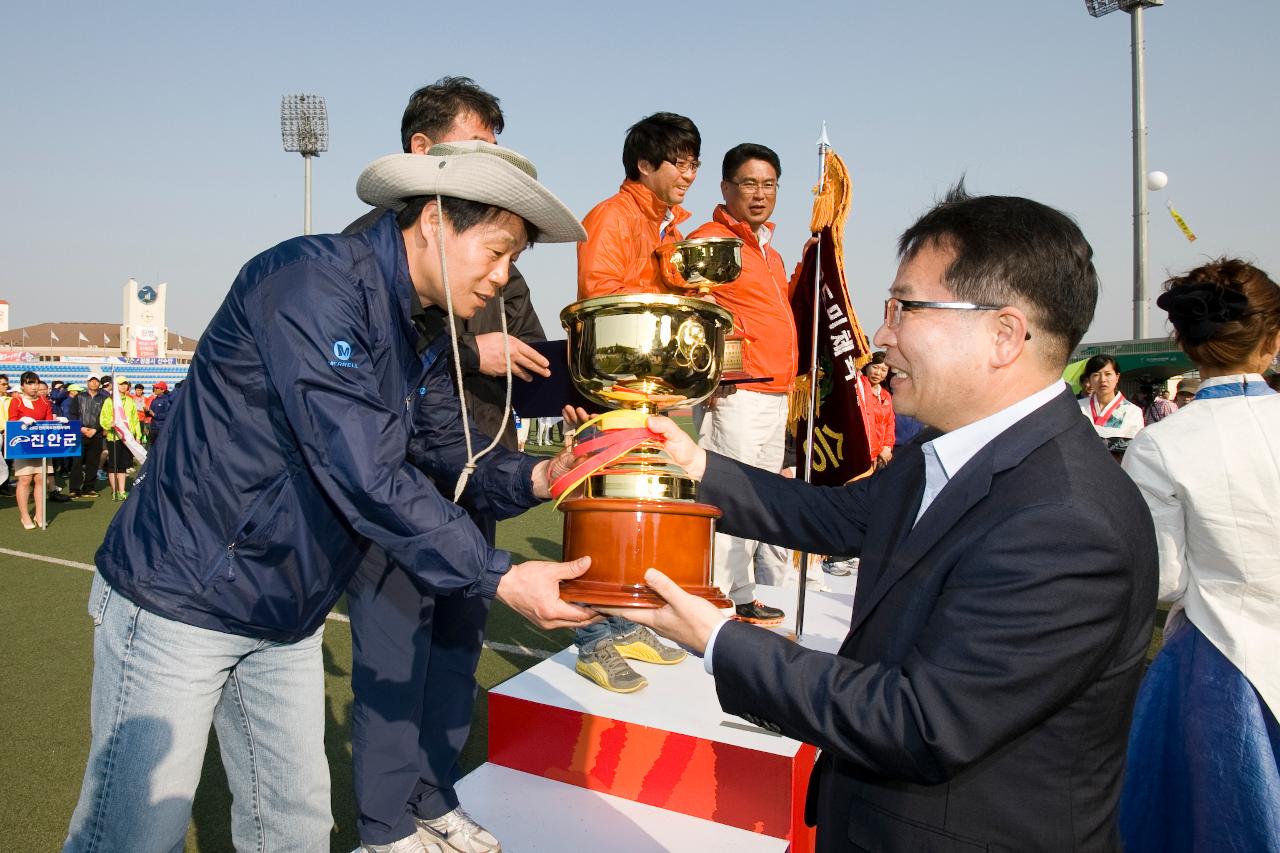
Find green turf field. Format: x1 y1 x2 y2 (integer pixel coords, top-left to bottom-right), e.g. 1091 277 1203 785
0 472 573 851
0 419 1166 851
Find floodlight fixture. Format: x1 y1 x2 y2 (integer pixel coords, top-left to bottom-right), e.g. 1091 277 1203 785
281 94 329 234
1084 0 1163 338
1084 0 1163 17
281 94 328 156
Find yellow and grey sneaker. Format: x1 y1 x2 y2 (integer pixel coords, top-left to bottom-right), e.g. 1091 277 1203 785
576 641 647 693
613 624 687 665
416 806 500 852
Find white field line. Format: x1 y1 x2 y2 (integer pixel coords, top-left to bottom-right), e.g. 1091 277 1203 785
0 547 553 660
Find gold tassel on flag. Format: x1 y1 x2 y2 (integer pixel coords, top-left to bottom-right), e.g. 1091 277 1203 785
788 371 823 427
1166 202 1197 242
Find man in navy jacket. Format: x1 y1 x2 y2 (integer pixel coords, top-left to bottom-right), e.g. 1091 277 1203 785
64 143 593 853
622 186 1157 852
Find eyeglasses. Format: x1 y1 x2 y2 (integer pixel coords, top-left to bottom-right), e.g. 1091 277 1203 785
667 158 700 176
883 297 1032 340
728 179 779 195
883 297 1003 328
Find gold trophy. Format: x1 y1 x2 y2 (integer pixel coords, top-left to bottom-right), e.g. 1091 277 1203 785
655 237 748 373
654 237 743 297
555 242 744 609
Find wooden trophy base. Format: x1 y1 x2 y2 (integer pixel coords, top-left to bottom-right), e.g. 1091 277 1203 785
559 497 732 609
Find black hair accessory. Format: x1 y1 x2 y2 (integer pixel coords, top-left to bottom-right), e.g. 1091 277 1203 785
1156 282 1248 344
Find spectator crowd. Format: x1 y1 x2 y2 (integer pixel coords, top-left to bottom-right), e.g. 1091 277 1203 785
0 375 175 522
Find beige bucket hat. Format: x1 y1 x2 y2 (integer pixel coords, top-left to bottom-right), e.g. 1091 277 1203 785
356 141 586 243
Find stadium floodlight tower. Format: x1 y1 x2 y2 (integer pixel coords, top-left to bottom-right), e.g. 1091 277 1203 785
281 94 329 235
1085 0 1163 339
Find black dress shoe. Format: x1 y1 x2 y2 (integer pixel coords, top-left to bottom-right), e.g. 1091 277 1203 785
49 491 72 503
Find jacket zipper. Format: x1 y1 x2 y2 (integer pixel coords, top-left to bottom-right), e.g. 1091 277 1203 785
215 473 288 585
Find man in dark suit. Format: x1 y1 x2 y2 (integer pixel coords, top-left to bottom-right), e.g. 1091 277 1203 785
624 186 1158 851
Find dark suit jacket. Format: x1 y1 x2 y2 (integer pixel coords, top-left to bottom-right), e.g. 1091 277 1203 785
701 390 1157 852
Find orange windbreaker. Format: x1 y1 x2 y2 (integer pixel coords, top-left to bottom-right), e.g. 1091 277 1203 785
861 375 896 458
688 205 798 393
577 181 690 300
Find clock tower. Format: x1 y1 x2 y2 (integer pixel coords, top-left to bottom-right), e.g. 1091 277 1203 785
121 277 168 358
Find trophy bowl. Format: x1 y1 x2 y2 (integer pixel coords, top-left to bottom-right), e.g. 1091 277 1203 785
560 293 734 412
655 237 743 294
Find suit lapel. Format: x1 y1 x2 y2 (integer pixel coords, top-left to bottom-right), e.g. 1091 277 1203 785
845 442 927 635
846 390 1084 636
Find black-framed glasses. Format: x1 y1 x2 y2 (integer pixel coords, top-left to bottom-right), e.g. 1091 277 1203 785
883 298 1003 328
728 179 779 195
883 298 1031 340
667 157 701 176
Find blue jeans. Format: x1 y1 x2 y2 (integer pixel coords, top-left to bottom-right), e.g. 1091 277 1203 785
575 616 635 654
64 573 331 853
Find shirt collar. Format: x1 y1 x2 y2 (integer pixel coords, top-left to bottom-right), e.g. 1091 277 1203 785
620 180 690 228
1198 373 1267 390
712 204 776 250
925 380 1066 480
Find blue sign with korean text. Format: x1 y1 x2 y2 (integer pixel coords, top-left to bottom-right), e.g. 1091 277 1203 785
5 420 83 459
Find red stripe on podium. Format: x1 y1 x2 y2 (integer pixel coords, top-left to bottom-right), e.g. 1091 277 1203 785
489 692 817 847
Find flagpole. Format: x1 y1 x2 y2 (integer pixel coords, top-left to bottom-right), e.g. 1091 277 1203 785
793 122 831 641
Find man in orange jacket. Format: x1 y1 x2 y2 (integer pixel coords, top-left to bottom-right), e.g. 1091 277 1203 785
571 112 702 693
576 112 701 300
688 143 796 625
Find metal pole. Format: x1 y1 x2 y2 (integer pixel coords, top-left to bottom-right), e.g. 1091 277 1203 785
303 154 313 235
1130 5 1149 339
39 458 47 530
794 126 831 641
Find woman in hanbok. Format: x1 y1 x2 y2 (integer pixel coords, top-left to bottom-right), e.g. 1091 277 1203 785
1079 353 1144 459
1119 258 1280 852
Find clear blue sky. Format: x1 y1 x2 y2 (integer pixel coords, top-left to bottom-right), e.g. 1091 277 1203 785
3 1 1276 346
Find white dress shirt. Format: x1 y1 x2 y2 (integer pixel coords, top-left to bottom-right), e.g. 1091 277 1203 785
915 380 1067 524
706 380 1069 672
1121 373 1280 713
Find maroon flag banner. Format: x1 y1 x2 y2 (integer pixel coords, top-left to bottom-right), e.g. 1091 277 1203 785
789 150 874 485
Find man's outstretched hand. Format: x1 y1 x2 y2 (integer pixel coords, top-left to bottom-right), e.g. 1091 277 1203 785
531 442 591 499
645 417 707 480
498 557 600 629
599 568 728 656
476 332 551 381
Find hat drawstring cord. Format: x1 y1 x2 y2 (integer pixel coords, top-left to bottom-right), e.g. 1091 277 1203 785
435 194 513 503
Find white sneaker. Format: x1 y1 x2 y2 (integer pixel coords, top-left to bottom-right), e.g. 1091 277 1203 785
822 557 859 577
356 835 445 853
416 806 501 852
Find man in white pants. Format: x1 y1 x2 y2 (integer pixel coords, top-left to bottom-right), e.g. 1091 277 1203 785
689 144 799 625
